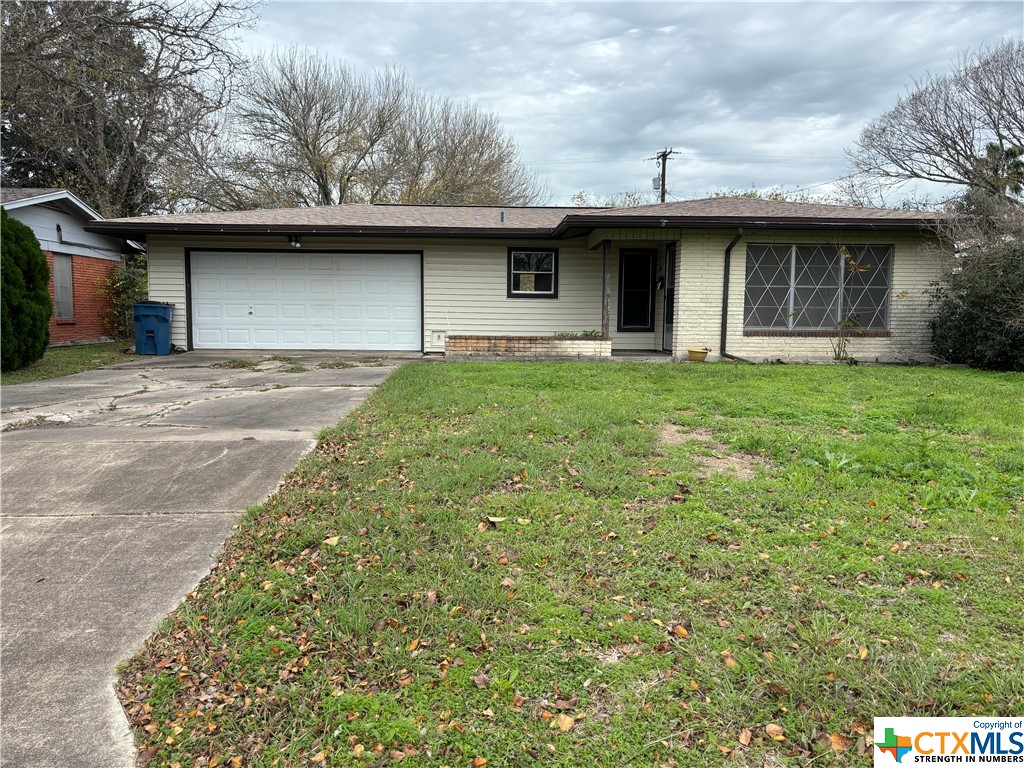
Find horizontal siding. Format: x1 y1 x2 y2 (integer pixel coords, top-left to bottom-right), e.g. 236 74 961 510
146 234 672 353
6 205 122 260
673 229 945 362
423 239 603 350
146 240 188 347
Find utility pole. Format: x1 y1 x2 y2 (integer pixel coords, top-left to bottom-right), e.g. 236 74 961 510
649 148 678 203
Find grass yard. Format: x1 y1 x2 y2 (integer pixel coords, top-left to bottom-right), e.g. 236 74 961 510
0 341 137 385
119 363 1024 768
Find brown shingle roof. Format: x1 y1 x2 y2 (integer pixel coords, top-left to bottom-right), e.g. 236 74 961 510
87 198 938 239
578 197 924 221
0 187 66 204
94 203 597 231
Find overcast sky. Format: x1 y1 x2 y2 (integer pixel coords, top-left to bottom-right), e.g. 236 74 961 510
244 1 1023 206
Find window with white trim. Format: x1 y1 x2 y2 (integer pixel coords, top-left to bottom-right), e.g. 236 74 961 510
507 248 558 298
743 244 892 332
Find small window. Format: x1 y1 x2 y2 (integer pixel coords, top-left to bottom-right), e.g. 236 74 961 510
508 248 558 298
53 254 73 319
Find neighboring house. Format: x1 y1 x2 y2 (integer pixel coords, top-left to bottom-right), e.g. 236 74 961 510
1 188 129 345
86 198 945 362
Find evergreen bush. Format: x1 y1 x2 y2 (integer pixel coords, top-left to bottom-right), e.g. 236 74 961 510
1 209 52 370
100 263 148 339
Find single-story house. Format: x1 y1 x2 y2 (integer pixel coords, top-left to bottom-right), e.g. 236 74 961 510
86 198 945 362
1 187 132 345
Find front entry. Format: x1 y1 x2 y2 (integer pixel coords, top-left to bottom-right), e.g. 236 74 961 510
663 245 675 352
618 248 657 333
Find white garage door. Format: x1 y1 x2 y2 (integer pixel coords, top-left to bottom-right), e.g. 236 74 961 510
191 251 421 350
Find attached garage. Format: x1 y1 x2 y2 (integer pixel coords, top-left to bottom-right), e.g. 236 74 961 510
188 250 422 350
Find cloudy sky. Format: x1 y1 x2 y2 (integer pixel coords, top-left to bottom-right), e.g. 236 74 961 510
244 1 1022 206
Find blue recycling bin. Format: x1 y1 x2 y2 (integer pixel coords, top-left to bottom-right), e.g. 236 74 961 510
133 301 174 355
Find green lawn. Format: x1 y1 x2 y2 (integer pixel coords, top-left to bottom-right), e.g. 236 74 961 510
0 341 137 385
119 363 1024 768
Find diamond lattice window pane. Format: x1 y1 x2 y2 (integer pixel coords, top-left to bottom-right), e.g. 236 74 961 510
744 245 792 328
843 245 892 329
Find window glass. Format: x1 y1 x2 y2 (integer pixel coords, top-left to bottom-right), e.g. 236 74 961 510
508 249 557 297
53 254 73 319
743 244 892 331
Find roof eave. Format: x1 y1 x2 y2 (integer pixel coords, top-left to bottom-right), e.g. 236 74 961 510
552 215 938 236
83 222 562 240
3 189 104 221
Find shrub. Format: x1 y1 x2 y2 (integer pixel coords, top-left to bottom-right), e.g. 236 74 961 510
100 263 148 339
1 209 52 371
930 256 1024 371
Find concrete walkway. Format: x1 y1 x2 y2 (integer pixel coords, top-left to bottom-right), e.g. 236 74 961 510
0 351 408 768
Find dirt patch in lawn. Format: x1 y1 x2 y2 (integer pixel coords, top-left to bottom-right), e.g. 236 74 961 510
660 423 772 480
660 423 722 448
694 452 771 480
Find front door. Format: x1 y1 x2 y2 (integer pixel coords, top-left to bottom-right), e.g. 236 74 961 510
618 248 657 333
662 246 676 352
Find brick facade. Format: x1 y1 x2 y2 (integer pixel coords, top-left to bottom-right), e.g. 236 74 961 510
446 334 612 358
45 251 119 345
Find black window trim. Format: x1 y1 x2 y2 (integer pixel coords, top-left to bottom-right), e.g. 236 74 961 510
617 247 657 332
507 247 559 299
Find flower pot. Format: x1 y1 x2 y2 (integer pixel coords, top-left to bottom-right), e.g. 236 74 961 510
687 348 710 362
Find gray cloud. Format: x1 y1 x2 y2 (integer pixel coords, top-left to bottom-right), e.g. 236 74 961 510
246 1 1023 204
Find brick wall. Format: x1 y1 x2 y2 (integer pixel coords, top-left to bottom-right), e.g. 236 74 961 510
46 251 119 345
446 335 612 358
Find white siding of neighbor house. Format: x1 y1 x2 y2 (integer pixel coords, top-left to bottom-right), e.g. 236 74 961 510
5 203 122 260
145 229 942 359
672 228 945 363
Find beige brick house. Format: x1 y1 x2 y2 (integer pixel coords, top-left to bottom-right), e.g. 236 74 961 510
88 198 946 362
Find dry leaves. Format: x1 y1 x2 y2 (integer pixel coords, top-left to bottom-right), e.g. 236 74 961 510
831 733 853 752
765 723 786 742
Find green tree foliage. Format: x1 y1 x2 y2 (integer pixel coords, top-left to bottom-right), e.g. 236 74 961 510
100 264 148 339
929 194 1024 372
1 209 53 370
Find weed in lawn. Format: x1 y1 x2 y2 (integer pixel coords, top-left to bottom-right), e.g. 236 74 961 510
264 355 307 372
118 363 1024 767
209 358 259 370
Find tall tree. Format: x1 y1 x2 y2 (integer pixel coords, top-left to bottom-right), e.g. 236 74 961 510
177 49 543 211
847 40 1024 202
1 0 257 217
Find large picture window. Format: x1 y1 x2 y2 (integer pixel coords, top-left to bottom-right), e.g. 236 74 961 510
508 248 558 298
743 244 892 332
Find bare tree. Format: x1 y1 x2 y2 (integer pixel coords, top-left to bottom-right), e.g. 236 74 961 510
847 40 1024 201
182 49 543 210
1 0 258 217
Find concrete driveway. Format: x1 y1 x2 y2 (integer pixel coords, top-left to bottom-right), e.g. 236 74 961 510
0 351 409 768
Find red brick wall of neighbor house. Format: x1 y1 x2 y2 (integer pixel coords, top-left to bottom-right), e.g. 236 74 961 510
45 251 119 344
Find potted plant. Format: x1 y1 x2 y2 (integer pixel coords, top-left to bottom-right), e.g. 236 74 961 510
687 347 712 362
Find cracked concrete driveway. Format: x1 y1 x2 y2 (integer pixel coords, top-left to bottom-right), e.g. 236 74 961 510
0 351 409 768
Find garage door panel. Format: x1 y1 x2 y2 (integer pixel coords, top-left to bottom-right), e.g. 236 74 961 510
223 278 249 295
191 251 420 350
